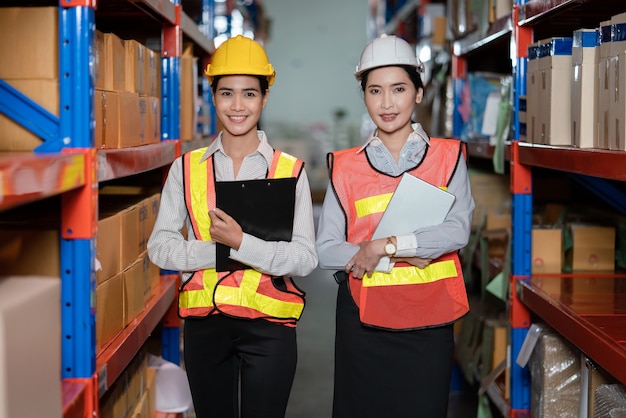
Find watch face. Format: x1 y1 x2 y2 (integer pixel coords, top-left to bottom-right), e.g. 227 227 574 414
385 243 395 256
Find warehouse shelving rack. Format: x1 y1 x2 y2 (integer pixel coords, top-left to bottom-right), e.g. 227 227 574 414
453 0 626 416
0 1 216 417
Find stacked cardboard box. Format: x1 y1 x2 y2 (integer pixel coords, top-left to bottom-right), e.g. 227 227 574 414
0 7 162 151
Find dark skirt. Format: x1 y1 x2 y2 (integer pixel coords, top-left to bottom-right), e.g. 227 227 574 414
333 280 455 418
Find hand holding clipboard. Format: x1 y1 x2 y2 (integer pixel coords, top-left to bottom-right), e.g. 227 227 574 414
214 178 297 272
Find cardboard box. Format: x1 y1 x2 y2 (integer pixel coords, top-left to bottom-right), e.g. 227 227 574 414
0 276 62 418
538 38 573 146
566 224 615 272
526 42 542 143
96 272 124 352
0 7 58 80
582 357 616 418
96 210 122 285
597 20 612 149
571 29 599 148
532 227 562 274
144 96 161 145
94 89 121 149
102 32 126 92
99 374 128 418
146 367 157 418
144 47 160 98
118 91 144 147
124 257 146 326
94 30 105 90
124 39 146 95
610 13 626 151
613 49 626 151
180 47 198 141
0 79 59 151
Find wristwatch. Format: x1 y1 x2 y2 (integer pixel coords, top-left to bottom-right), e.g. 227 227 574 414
384 236 396 257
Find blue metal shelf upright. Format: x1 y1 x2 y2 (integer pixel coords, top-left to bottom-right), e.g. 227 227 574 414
1 0 218 416
508 4 533 416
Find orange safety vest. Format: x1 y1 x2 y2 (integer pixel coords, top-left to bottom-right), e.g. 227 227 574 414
329 137 469 330
178 147 306 326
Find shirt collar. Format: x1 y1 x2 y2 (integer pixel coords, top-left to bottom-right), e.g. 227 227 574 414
201 130 275 166
356 122 431 154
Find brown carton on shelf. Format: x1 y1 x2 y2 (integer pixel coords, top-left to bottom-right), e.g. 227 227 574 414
96 272 124 352
532 227 562 274
180 45 199 141
0 276 62 418
566 224 615 272
124 39 146 95
96 210 122 285
94 30 105 90
94 89 121 149
102 32 126 92
0 7 58 80
123 256 146 327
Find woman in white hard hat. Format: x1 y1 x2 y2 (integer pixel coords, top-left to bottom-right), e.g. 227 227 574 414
316 34 475 417
148 35 318 418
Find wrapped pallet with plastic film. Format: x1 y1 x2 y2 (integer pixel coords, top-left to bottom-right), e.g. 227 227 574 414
529 325 581 418
594 384 626 417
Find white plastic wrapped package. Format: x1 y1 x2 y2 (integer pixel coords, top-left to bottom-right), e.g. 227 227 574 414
529 325 581 418
594 384 626 418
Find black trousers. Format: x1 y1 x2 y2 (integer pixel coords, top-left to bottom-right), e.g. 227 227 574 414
333 280 455 418
183 315 297 418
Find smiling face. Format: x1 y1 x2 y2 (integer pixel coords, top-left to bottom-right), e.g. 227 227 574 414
363 66 423 141
213 75 268 140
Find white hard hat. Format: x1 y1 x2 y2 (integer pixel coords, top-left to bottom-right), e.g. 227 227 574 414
354 34 424 80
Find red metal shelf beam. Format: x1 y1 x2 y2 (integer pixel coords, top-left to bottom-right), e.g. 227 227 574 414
0 151 85 211
517 142 626 181
519 276 626 385
95 275 177 394
97 141 178 182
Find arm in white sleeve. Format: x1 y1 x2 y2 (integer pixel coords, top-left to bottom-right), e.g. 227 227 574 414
147 157 216 272
316 183 360 270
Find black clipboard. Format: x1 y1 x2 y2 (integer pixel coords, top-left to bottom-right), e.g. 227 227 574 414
215 177 297 272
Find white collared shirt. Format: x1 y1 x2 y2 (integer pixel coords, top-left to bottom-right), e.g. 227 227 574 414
316 124 475 271
148 130 318 280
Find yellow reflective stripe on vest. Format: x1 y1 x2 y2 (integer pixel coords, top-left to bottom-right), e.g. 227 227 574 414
214 270 303 318
179 269 221 308
188 150 211 239
362 259 458 287
355 193 392 218
354 185 449 219
274 152 298 178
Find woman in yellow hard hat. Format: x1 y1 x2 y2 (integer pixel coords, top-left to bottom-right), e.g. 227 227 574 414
148 35 318 418
316 34 475 417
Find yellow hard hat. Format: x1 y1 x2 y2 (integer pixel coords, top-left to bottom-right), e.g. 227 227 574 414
205 35 276 86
